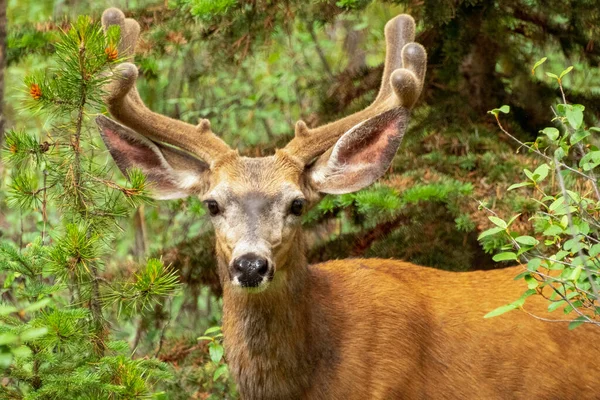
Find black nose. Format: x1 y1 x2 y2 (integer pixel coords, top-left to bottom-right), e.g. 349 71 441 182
231 253 270 287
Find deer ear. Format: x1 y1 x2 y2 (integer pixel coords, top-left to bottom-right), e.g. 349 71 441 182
96 115 209 199
307 108 409 194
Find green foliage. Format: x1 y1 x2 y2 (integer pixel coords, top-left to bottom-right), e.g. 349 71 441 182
103 258 181 315
184 0 238 20
335 0 373 10
197 326 237 398
481 61 600 328
1 15 179 398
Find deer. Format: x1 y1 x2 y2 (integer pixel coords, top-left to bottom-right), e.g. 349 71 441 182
96 8 599 400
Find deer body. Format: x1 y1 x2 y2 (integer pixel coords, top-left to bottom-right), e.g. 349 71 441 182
206 155 598 400
223 257 599 400
96 8 600 400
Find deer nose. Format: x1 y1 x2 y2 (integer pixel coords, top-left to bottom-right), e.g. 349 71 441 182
231 253 271 288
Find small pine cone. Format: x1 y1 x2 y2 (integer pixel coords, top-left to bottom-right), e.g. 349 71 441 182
29 83 42 100
105 45 118 61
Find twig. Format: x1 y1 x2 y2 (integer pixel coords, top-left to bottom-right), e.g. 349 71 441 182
154 299 172 358
307 21 334 80
493 115 596 181
521 307 599 326
549 105 600 201
41 170 48 245
553 156 600 301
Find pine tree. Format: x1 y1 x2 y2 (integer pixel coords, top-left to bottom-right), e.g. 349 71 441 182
1 15 180 399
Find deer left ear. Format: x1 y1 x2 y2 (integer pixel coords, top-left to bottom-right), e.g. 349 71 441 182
307 107 409 194
96 115 210 199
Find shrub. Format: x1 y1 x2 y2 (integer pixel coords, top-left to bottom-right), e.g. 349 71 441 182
480 60 600 329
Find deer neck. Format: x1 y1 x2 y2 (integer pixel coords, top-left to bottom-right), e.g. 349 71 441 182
217 231 323 399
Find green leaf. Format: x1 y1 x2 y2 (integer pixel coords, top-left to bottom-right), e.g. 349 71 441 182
541 127 559 141
531 57 547 74
204 326 222 335
213 364 228 381
569 316 587 330
488 105 510 116
568 266 582 281
527 258 542 272
555 250 570 261
493 252 518 262
543 225 563 236
563 237 582 251
507 182 533 191
484 304 517 318
524 275 538 289
498 105 510 114
533 164 550 182
477 227 504 240
515 236 539 246
589 243 600 258
566 108 584 130
514 271 530 280
565 190 581 204
507 213 522 227
559 66 573 79
209 342 224 363
545 72 559 79
548 300 566 312
197 336 214 342
549 197 567 213
488 216 507 229
570 130 590 145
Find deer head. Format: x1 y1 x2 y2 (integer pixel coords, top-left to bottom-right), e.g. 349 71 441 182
97 8 426 292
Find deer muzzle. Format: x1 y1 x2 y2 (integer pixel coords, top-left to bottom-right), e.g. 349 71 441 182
230 253 273 288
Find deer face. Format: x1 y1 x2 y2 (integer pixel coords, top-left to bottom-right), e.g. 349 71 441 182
204 155 307 290
96 8 426 293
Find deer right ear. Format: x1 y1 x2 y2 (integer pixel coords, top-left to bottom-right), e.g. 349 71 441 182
96 115 210 199
306 106 410 195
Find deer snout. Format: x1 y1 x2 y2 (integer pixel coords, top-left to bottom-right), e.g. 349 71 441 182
231 253 273 288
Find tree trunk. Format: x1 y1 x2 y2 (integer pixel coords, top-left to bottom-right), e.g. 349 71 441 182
0 0 6 152
133 205 148 262
343 20 366 74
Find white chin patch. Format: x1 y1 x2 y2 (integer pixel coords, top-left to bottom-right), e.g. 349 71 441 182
231 274 272 293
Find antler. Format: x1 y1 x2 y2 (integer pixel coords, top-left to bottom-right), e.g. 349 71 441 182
100 8 234 165
283 15 426 164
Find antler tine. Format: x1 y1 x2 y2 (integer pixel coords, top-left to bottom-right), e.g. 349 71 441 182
102 7 139 62
100 8 234 165
283 14 426 164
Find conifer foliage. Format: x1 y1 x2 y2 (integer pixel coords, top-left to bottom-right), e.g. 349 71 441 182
1 15 179 399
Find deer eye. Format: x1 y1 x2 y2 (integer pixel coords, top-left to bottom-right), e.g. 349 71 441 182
290 199 305 216
204 200 221 216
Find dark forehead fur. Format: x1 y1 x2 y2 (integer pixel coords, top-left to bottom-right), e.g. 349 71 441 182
212 152 304 194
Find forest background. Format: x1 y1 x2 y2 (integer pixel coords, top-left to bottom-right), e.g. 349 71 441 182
0 0 599 398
